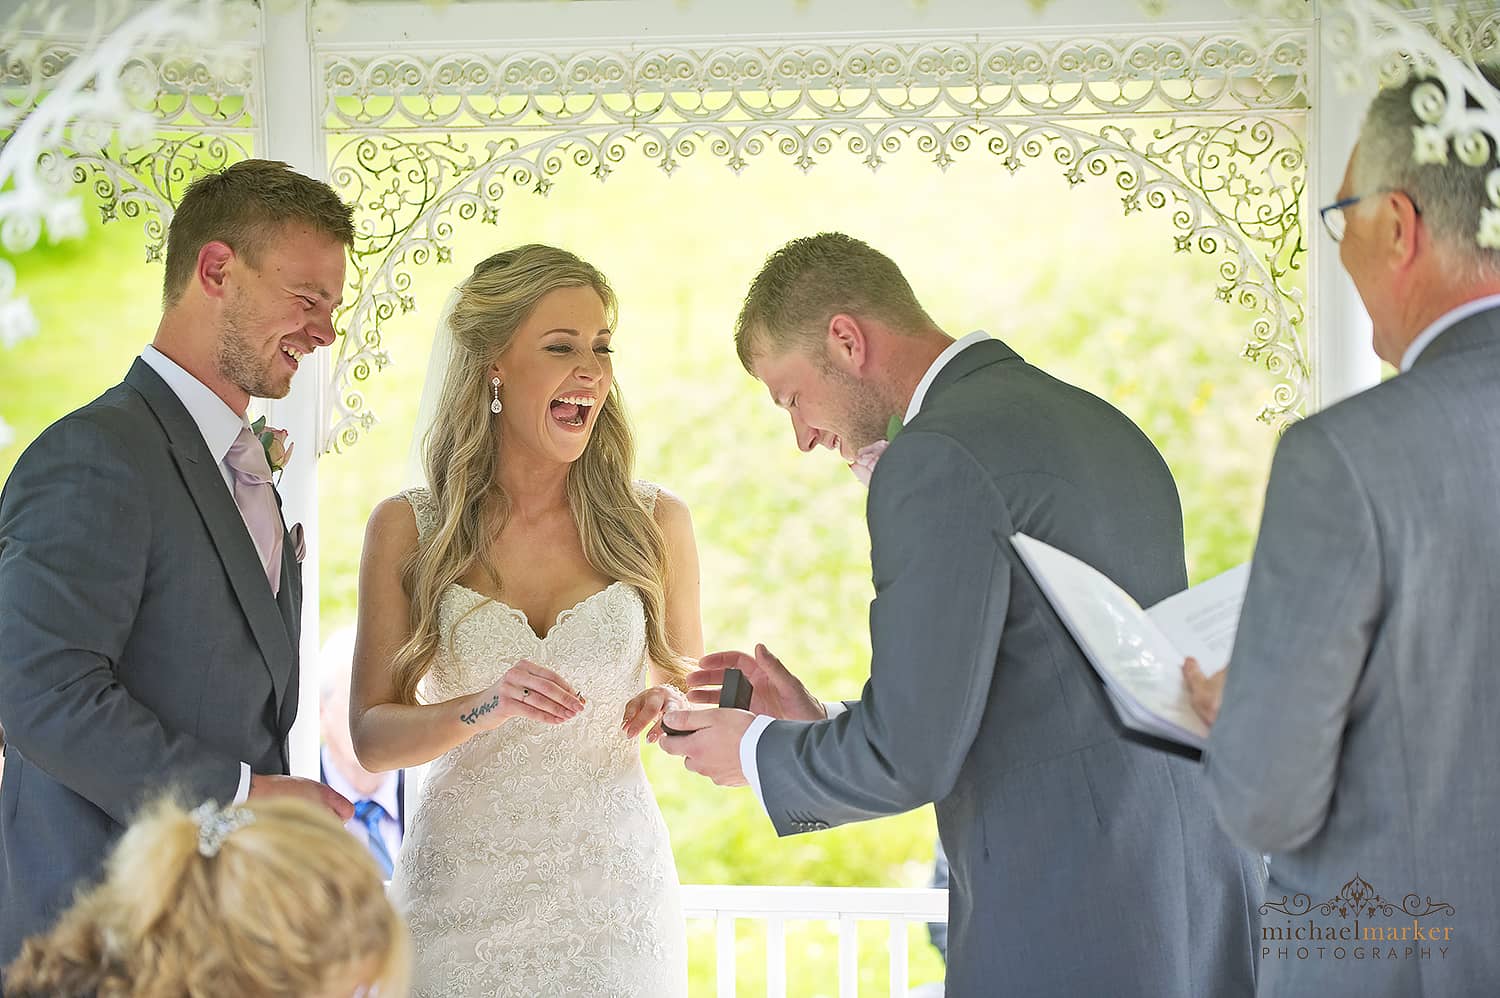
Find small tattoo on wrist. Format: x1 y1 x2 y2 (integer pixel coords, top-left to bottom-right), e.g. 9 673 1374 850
461 695 501 726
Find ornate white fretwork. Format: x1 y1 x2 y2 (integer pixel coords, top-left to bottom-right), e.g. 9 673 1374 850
322 28 1312 448
2 38 259 263
0 0 257 303
0 0 258 448
1327 1 1500 247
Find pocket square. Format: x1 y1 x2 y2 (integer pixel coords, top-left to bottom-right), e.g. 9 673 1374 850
289 522 306 563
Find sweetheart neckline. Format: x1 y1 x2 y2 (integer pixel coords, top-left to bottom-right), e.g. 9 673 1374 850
445 579 628 642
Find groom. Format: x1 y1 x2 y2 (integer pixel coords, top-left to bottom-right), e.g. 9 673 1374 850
0 159 355 970
662 233 1262 996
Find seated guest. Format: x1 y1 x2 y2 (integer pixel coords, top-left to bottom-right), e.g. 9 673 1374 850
320 627 404 877
3 796 407 997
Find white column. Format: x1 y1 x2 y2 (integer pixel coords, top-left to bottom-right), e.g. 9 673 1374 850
257 0 326 780
1310 5 1382 411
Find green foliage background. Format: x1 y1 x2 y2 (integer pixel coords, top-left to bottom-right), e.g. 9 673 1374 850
0 148 1288 995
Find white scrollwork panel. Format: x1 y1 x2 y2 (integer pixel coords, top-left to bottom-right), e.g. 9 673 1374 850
322 30 1310 450
0 0 258 448
2 39 258 257
323 33 1310 130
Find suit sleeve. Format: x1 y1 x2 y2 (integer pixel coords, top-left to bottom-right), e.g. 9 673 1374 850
756 431 1011 834
0 416 242 822
1206 417 1381 853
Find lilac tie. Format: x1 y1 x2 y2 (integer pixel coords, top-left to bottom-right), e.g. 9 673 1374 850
225 425 283 596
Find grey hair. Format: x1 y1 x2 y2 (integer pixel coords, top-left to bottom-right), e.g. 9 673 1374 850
1352 65 1500 281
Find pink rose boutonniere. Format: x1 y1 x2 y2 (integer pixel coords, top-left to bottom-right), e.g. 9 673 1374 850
849 414 905 488
251 416 294 478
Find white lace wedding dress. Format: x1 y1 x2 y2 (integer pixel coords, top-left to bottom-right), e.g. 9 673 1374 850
390 484 688 998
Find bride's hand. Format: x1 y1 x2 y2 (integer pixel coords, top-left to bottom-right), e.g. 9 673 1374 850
622 684 686 743
458 660 585 732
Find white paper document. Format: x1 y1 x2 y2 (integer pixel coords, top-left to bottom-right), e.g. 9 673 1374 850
1010 532 1250 751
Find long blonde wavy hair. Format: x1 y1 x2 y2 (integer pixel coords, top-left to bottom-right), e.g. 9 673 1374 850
3 796 409 997
390 245 686 704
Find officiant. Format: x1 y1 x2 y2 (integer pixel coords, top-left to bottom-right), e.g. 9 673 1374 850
1183 67 1500 998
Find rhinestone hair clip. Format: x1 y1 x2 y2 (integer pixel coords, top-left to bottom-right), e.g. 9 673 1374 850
189 801 256 857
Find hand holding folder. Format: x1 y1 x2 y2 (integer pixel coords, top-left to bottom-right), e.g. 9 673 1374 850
1010 532 1249 753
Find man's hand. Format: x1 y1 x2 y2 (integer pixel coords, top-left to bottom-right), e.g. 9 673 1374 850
688 644 824 721
248 773 354 821
1182 657 1227 729
656 708 756 786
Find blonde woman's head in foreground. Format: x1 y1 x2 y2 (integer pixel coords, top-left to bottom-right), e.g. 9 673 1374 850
4 795 408 998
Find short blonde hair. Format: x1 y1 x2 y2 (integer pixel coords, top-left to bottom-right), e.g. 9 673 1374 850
4 796 408 997
734 232 935 370
162 159 355 308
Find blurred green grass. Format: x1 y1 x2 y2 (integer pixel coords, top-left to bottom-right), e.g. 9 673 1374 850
0 146 1286 995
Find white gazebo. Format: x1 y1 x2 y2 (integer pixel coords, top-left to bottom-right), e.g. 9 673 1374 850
6 0 1492 992
258 0 1376 777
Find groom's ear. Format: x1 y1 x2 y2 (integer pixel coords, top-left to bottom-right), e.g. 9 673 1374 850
826 313 868 374
196 241 235 300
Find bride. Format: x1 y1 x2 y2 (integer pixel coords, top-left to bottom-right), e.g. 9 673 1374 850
349 245 700 997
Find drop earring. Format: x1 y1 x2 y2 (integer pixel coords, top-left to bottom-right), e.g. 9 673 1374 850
490 377 502 415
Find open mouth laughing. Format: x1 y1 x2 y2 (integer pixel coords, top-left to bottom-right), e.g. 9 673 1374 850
549 392 596 431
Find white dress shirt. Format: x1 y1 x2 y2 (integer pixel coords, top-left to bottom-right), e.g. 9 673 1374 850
739 331 993 813
139 345 258 803
322 747 403 861
1399 294 1500 372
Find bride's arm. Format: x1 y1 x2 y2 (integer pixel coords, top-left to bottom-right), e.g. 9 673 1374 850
654 489 705 684
349 497 584 771
656 488 704 681
623 490 703 738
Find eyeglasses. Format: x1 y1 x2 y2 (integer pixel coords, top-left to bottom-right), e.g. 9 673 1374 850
1319 190 1422 243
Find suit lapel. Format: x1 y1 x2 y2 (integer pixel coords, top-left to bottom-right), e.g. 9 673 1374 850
274 537 301 743
125 360 296 716
272 491 300 638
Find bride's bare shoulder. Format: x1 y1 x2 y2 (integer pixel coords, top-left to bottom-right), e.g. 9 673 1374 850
363 493 423 559
643 485 694 547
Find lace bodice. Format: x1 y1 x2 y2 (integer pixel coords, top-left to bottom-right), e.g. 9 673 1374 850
389 482 686 998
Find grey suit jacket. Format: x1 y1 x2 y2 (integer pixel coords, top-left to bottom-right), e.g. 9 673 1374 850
757 339 1262 997
1208 307 1500 998
0 359 301 969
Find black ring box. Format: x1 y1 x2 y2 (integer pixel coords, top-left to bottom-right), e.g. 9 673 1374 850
661 667 754 736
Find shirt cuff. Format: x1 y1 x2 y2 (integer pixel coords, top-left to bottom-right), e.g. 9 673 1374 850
823 701 848 719
740 714 777 815
234 762 252 804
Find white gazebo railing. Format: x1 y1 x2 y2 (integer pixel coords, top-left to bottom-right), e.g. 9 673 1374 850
680 885 949 998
